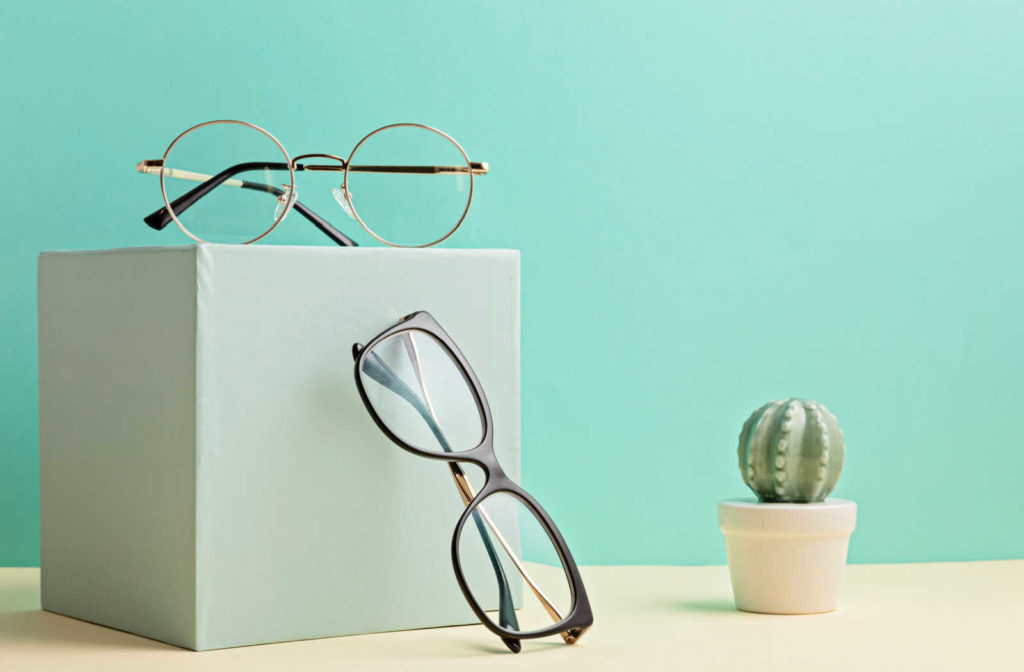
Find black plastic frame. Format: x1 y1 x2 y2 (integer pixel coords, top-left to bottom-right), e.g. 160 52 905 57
352 311 593 651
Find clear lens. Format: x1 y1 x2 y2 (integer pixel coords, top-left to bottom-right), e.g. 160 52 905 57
359 330 483 453
346 125 472 247
162 121 292 243
457 492 574 634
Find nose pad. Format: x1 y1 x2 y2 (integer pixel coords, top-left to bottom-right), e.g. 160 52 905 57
332 186 356 220
275 185 297 221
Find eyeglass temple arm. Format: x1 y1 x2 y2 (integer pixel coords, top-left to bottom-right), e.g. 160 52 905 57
136 160 357 247
343 162 489 175
291 157 488 175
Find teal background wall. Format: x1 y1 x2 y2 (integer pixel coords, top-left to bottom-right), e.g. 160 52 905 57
1 1 1022 566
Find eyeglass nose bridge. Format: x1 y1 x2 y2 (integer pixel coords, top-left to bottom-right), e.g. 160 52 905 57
290 153 348 172
288 153 356 219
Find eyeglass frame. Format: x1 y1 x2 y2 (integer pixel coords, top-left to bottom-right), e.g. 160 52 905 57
137 119 489 248
351 311 593 652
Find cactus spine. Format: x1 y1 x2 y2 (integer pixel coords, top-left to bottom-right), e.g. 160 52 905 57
737 398 844 503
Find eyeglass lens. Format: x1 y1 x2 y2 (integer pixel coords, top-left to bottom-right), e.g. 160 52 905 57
358 330 483 453
457 491 575 634
163 122 291 243
345 125 472 246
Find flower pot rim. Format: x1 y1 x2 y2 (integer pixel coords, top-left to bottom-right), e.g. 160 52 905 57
719 498 857 537
720 497 855 510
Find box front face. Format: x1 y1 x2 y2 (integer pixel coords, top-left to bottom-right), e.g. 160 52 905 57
195 246 520 649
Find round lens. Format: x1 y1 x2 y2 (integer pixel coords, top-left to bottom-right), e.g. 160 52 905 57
457 492 574 634
161 120 293 244
359 330 483 452
345 124 473 247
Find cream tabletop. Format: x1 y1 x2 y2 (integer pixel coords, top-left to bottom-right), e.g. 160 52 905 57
1 561 1020 671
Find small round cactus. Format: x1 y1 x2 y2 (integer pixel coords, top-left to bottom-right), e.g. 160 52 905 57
737 398 845 503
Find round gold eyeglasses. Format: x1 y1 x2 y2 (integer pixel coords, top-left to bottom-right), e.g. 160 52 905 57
136 119 489 248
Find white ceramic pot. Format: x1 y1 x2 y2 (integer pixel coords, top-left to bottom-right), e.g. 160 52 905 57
718 498 857 614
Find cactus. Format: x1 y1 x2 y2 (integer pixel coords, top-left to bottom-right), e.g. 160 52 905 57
737 398 844 503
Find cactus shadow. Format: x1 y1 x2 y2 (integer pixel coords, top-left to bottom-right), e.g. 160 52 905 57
672 599 738 613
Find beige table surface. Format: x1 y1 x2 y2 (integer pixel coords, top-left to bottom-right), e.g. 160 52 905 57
1 561 1020 671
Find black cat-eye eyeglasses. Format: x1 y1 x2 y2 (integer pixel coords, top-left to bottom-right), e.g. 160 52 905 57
352 311 593 653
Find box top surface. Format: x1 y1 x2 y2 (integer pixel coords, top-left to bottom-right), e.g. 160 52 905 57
39 245 520 259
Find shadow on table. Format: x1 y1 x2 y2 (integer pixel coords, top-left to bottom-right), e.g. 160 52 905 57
0 579 571 658
457 638 564 656
668 599 738 613
0 609 185 653
0 572 181 652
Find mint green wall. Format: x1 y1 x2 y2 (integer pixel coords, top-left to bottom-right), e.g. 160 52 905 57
1 1 1022 566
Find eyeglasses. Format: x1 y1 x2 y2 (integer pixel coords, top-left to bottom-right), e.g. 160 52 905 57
137 120 488 248
352 312 593 653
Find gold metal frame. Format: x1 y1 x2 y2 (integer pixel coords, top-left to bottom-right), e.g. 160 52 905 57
289 152 488 176
343 123 479 248
156 119 293 245
138 120 488 247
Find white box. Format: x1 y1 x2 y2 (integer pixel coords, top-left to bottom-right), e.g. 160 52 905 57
37 245 520 650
